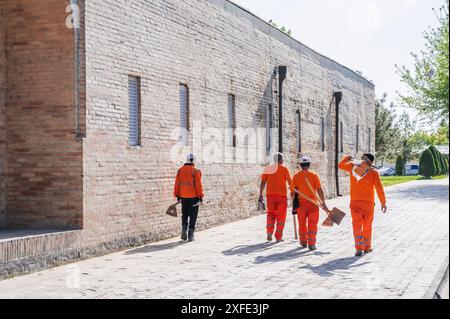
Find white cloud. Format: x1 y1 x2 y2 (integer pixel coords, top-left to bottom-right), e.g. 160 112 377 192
404 0 420 8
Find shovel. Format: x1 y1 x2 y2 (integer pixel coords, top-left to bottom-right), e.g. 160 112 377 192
294 180 346 227
166 202 181 218
304 178 346 226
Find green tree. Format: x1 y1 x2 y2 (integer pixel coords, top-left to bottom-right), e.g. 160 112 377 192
419 149 437 178
433 124 450 145
397 1 449 124
405 124 449 160
375 94 402 164
396 155 405 176
397 112 418 162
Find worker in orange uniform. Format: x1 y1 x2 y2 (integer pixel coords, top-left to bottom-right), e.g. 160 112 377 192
174 154 204 242
339 153 387 256
259 153 292 242
290 156 328 251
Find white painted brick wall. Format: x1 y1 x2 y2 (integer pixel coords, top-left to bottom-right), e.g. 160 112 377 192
81 0 375 245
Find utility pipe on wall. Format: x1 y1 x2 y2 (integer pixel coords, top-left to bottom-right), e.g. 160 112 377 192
278 66 287 153
70 0 82 139
334 91 343 196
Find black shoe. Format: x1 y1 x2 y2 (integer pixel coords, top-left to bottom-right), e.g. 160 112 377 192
300 242 308 249
188 229 195 242
364 248 373 254
355 250 363 257
309 245 317 251
181 227 188 241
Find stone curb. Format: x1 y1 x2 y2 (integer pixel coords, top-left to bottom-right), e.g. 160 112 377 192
424 255 449 299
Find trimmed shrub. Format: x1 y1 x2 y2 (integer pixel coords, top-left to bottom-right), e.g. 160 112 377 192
428 146 442 176
395 155 405 176
419 149 437 179
438 152 446 175
443 156 449 175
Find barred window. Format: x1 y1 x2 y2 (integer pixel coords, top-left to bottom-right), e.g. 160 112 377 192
128 76 141 147
266 104 273 154
321 117 325 152
227 94 236 147
296 110 302 153
356 125 360 153
179 84 190 146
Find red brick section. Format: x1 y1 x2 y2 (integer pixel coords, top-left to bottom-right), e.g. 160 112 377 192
2 0 83 229
0 5 6 228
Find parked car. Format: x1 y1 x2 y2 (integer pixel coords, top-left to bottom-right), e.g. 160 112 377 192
405 164 420 176
377 167 396 176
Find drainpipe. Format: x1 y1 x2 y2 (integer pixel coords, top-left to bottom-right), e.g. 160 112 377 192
70 0 82 140
334 92 343 196
278 66 287 153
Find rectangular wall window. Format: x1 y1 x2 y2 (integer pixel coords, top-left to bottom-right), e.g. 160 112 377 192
180 84 190 146
296 110 302 153
340 122 344 153
227 94 236 147
266 104 273 154
356 125 360 153
321 117 325 152
128 76 141 147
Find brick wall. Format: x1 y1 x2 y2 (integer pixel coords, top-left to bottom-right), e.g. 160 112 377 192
81 0 375 246
0 4 6 228
2 0 83 229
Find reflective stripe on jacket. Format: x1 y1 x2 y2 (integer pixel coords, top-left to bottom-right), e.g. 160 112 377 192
174 164 204 199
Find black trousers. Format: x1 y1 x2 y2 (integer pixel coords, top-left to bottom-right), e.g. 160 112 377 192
181 198 200 230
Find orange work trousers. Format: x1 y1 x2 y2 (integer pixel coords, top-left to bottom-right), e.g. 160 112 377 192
350 201 375 251
266 195 288 241
297 201 320 246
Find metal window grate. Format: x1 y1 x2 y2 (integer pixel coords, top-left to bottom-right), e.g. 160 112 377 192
266 104 273 154
128 76 141 147
297 110 302 153
228 94 236 147
340 122 344 153
356 125 360 153
321 117 325 152
180 84 189 146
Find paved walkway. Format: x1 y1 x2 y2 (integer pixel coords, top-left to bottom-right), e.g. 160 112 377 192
0 179 448 299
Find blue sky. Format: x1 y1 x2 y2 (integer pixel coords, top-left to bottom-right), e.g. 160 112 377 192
232 0 444 125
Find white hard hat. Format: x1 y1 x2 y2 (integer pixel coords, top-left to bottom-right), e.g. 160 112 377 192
187 154 196 163
300 156 312 164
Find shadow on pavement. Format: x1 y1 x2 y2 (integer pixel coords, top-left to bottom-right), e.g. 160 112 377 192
125 241 188 255
254 247 330 264
299 256 370 277
223 242 276 256
389 183 449 203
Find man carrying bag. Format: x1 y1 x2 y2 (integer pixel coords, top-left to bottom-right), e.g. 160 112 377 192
174 154 204 242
